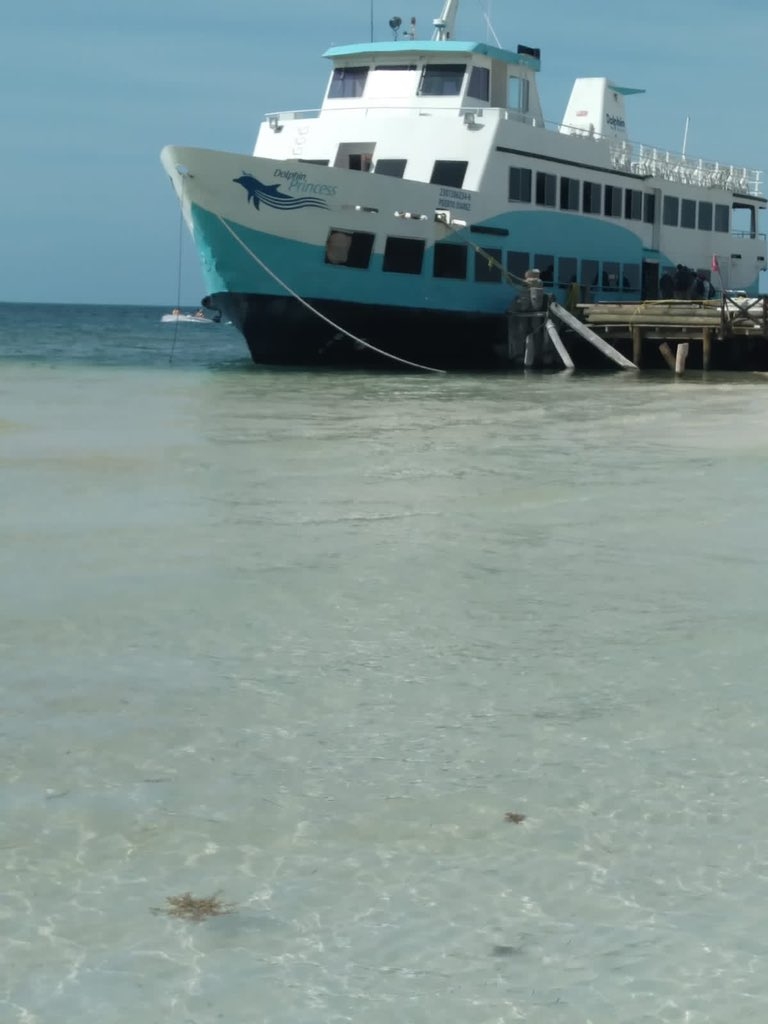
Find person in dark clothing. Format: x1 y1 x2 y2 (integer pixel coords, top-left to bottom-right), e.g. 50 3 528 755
673 264 696 299
659 269 674 299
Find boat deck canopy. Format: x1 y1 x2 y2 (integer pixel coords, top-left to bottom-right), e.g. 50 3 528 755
323 41 541 71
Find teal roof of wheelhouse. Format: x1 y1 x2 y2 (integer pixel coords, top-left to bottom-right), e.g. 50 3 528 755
323 41 541 71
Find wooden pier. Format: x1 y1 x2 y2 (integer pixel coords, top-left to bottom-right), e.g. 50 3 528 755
576 296 768 372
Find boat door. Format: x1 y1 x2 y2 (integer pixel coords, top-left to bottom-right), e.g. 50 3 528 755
335 142 375 171
642 260 659 300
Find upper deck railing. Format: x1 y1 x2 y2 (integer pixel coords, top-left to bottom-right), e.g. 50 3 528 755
607 140 763 197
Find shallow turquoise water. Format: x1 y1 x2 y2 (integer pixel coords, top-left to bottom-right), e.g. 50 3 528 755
2 304 768 1023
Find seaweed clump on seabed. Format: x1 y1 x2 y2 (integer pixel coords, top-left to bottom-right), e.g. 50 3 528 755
151 892 236 922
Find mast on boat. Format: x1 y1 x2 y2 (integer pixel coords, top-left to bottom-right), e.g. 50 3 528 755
431 0 459 40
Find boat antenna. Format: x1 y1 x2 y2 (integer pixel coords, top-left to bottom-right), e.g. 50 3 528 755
681 115 690 158
474 0 501 46
370 0 374 41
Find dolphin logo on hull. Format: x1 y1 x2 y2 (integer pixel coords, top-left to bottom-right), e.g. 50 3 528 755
233 173 330 212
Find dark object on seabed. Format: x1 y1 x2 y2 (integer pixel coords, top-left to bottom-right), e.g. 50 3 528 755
151 891 236 922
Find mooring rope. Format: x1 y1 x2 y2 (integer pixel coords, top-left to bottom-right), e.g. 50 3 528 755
169 175 186 365
214 215 447 374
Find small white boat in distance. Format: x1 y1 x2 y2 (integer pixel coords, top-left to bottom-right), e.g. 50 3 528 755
161 308 213 323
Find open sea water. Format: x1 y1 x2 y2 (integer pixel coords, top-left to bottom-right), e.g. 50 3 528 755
2 301 768 1024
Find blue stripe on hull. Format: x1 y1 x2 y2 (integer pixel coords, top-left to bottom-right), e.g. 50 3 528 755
190 204 658 312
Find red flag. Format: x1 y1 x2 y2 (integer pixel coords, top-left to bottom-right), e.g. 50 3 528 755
712 254 720 274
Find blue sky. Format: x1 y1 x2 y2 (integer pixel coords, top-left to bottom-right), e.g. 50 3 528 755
2 0 767 306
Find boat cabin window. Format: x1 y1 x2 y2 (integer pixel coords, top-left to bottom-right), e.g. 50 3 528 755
508 167 532 203
680 199 696 229
535 172 556 208
698 202 713 231
602 262 620 291
324 229 375 269
348 154 373 171
557 257 577 287
534 254 554 284
418 64 466 97
375 159 407 178
430 160 468 188
560 177 580 212
383 237 425 275
335 142 376 171
643 193 656 224
623 264 641 291
583 182 602 215
507 251 529 281
714 204 730 232
474 248 502 283
433 243 468 279
604 185 622 218
580 259 599 294
624 189 643 221
467 66 490 102
663 196 679 227
507 76 530 113
328 67 369 99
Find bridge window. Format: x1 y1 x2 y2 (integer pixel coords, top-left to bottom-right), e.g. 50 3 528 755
698 202 713 231
536 172 556 207
324 229 375 269
583 181 602 215
643 193 656 224
508 76 530 112
663 196 679 227
431 160 468 187
375 159 407 178
328 67 369 99
467 66 490 101
475 247 502 283
680 199 696 229
508 167 532 203
714 204 730 232
419 64 466 96
433 243 468 279
383 237 425 275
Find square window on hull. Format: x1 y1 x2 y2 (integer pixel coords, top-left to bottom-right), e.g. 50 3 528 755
383 237 425 275
433 243 468 279
474 247 502 283
507 251 530 281
325 230 375 269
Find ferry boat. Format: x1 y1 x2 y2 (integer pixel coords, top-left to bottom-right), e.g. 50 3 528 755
160 0 766 369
